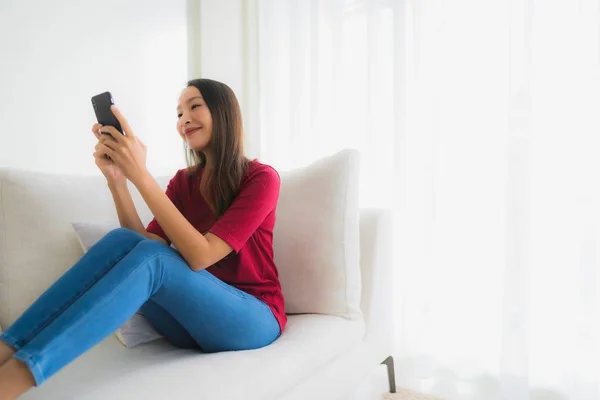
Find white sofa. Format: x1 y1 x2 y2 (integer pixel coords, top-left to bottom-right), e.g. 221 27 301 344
0 152 396 399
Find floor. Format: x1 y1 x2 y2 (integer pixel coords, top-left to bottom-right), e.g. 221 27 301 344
382 388 444 400
349 363 444 400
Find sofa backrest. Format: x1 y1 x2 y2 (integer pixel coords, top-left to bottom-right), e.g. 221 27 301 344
0 169 169 328
0 150 365 331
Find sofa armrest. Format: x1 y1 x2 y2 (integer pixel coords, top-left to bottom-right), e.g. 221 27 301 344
359 208 394 352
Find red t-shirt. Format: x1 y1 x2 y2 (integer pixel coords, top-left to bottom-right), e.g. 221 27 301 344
145 159 287 332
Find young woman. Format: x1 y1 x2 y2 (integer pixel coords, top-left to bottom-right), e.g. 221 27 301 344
0 79 286 399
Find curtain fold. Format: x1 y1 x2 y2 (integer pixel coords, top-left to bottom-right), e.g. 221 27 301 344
254 0 600 398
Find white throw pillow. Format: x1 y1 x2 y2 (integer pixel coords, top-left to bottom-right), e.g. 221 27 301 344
71 223 164 348
274 149 362 319
71 222 117 254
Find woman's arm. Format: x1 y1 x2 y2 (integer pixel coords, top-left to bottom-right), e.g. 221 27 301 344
109 181 168 245
96 107 231 269
134 175 233 271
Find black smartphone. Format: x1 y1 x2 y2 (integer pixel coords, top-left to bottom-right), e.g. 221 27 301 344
91 91 123 135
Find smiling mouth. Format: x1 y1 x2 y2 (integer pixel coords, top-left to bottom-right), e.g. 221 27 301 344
185 128 201 136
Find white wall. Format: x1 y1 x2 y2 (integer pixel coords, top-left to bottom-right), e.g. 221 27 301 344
0 0 189 176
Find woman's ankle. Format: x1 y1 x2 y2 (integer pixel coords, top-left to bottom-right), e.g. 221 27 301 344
0 341 16 366
0 358 36 399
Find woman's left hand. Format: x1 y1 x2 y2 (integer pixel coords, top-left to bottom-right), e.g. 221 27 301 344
97 105 149 187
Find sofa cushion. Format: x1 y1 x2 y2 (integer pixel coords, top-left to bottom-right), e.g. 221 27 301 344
275 149 362 319
20 314 365 400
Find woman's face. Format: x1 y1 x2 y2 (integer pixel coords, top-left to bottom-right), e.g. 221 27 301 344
176 86 213 151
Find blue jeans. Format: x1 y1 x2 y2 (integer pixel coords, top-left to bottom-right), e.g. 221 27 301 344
0 228 280 386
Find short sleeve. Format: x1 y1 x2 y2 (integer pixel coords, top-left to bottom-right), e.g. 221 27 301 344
208 166 280 252
146 171 183 245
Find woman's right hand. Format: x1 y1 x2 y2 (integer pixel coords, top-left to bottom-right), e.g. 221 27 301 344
92 123 126 186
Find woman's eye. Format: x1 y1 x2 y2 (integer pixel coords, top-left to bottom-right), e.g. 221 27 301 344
177 104 200 118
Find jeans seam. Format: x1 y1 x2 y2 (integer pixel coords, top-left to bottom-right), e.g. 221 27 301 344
17 251 130 348
35 252 165 360
161 252 248 299
198 271 249 299
0 332 19 351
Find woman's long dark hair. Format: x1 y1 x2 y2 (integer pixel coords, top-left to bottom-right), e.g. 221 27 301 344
185 79 249 218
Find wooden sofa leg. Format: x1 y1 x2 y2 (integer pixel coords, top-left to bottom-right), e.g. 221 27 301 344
381 356 397 393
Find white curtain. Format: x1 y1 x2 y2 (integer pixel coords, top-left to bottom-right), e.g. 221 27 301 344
255 0 600 399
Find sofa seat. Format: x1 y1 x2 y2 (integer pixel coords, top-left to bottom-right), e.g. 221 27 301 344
20 314 365 400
